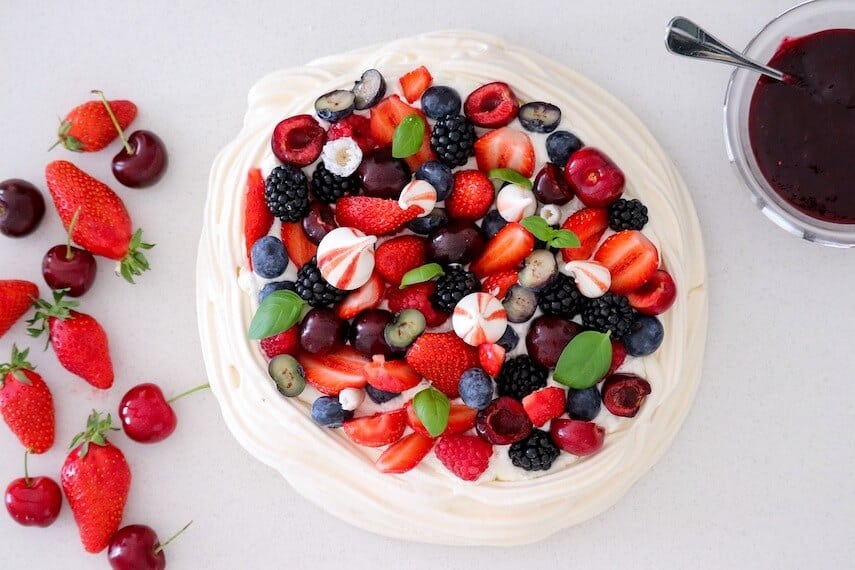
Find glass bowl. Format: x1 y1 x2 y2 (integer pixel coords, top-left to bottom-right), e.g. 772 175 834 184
723 0 855 247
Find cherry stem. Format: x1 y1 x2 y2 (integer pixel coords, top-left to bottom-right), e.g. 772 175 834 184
154 520 193 554
167 383 210 404
65 207 81 260
91 89 133 155
23 450 30 487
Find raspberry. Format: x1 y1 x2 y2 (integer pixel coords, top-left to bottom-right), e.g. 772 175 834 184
327 115 376 152
260 327 300 359
434 434 493 481
387 281 449 327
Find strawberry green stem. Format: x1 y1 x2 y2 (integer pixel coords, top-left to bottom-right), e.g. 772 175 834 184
23 450 30 487
91 89 133 155
154 520 193 554
66 207 82 260
68 410 118 457
117 228 155 284
167 383 210 404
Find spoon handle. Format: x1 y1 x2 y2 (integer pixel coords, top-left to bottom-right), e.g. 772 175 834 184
665 16 785 82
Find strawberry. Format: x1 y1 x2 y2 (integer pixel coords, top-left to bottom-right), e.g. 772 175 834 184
62 411 131 553
369 95 436 170
335 196 421 236
434 434 493 481
374 235 426 285
399 66 433 103
0 346 55 454
259 327 300 359
593 230 659 294
375 432 434 474
336 271 385 319
298 346 369 395
522 386 566 427
560 207 608 261
327 114 376 153
446 170 495 221
386 281 449 327
27 290 114 389
405 401 477 438
53 98 136 152
470 222 535 278
0 280 38 339
474 127 535 178
481 270 518 300
343 409 407 447
478 343 506 377
244 168 273 268
362 355 422 393
44 161 152 282
405 332 479 398
280 221 317 269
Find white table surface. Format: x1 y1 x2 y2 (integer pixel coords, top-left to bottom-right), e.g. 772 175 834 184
2 0 853 568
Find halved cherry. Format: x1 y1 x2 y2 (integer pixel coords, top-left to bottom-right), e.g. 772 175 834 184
601 374 651 417
271 114 326 167
464 82 519 128
626 269 677 315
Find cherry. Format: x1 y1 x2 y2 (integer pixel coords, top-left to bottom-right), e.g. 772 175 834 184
301 202 337 245
93 90 168 188
626 269 677 316
357 147 410 199
475 396 532 445
426 220 485 264
0 179 45 237
348 309 401 359
525 315 582 369
4 451 62 527
564 147 625 207
601 374 651 418
119 382 209 443
550 418 605 456
532 163 574 205
298 308 348 355
41 208 97 297
108 521 192 570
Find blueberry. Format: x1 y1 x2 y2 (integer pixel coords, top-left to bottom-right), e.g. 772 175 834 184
479 209 507 239
406 207 448 235
365 384 400 404
566 387 602 421
415 161 453 201
258 280 297 304
623 315 664 357
311 396 352 428
352 69 386 110
546 130 584 167
251 236 288 279
314 90 355 122
518 102 562 133
420 86 462 119
496 326 519 352
458 368 494 410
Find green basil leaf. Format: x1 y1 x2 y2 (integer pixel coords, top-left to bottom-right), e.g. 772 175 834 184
488 168 532 190
413 387 450 437
549 229 581 249
553 331 613 389
392 114 425 158
399 263 445 289
520 215 553 242
247 290 306 340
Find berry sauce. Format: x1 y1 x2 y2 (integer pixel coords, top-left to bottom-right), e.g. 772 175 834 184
748 29 855 224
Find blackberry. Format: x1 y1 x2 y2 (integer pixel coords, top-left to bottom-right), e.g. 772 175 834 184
496 355 548 401
608 198 649 231
265 165 310 222
431 265 480 313
295 258 346 308
429 114 476 167
581 292 636 340
536 274 586 319
509 429 560 471
310 162 359 204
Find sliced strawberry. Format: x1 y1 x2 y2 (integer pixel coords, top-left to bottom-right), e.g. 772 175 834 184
244 168 273 268
522 386 566 427
280 221 317 269
405 401 477 438
474 127 535 178
327 115 376 153
478 343 506 377
386 281 449 328
464 82 518 128
375 432 434 474
335 196 421 236
399 66 433 103
405 332 479 398
362 355 422 393
271 114 326 167
626 269 676 315
369 95 436 170
560 207 609 262
259 327 300 359
481 270 518 300
298 346 369 396
343 409 407 447
593 230 659 294
470 222 535 278
446 170 495 221
336 272 385 319
374 235 427 286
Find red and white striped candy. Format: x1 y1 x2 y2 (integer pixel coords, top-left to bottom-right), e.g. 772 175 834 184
497 184 537 222
317 227 377 291
452 292 508 346
398 179 437 217
562 260 611 298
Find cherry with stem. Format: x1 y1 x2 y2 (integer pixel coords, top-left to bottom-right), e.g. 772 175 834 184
42 207 97 297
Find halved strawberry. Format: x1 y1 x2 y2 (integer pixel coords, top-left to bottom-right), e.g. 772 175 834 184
244 168 273 268
374 235 426 286
446 170 495 221
481 270 518 300
405 401 477 438
522 386 566 427
327 115 376 153
336 272 385 319
335 196 421 236
280 221 317 269
470 223 535 278
560 207 608 262
271 114 326 167
298 346 369 396
464 82 518 128
405 332 479 398
478 343 506 377
369 95 436 170
375 432 434 474
593 230 659 294
474 127 535 178
386 281 449 328
343 409 407 447
362 355 422 393
399 66 433 103
260 327 300 359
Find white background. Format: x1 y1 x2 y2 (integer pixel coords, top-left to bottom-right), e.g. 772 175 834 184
1 1 853 568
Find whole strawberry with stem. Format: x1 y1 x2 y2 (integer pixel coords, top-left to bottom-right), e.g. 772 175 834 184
119 382 209 443
52 97 137 152
0 345 55 453
0 279 39 339
28 290 114 389
44 160 154 283
62 411 131 553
